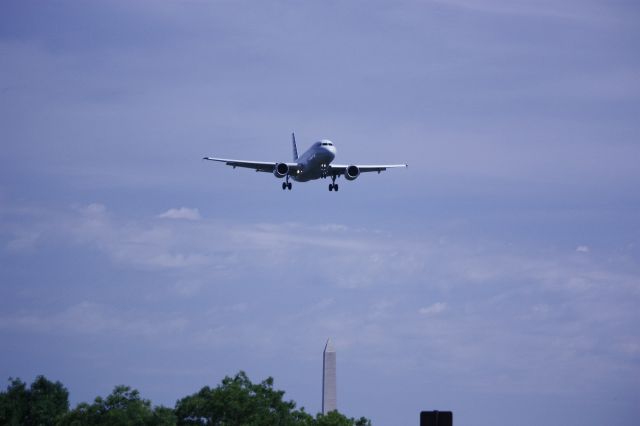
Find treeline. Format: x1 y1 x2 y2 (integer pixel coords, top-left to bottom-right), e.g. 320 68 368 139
0 371 371 426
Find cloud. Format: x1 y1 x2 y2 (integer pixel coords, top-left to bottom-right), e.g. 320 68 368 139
68 203 210 270
576 245 590 253
430 0 619 23
5 203 639 399
171 280 205 298
0 301 188 338
5 231 40 252
85 203 107 214
157 207 202 221
419 302 447 316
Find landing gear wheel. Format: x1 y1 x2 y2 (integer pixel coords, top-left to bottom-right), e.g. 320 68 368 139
329 175 338 192
282 182 287 190
287 182 292 190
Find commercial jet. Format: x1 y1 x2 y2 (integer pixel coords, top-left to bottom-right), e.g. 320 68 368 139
203 133 407 191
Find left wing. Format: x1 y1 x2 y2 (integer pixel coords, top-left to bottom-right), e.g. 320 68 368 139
329 163 408 175
203 157 300 174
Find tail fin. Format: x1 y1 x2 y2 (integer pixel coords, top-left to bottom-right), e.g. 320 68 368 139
292 132 299 161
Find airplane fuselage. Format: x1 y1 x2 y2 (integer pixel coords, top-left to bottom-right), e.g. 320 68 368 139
293 139 336 182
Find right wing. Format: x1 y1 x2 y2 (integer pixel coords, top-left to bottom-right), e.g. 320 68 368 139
329 163 408 175
203 157 299 174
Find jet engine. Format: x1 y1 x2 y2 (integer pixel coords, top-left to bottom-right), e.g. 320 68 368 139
273 163 289 178
344 165 360 181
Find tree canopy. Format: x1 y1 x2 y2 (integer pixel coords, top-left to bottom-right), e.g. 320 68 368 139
175 371 310 425
175 371 370 426
1 372 371 426
0 375 69 426
57 385 175 426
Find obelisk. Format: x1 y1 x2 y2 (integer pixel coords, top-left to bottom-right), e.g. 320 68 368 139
322 338 337 414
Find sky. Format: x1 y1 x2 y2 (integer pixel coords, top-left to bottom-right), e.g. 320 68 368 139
1 1 639 425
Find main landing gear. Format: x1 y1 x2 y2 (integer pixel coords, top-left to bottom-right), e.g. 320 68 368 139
282 176 292 190
328 175 339 192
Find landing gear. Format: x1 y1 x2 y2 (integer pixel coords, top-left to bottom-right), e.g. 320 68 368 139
328 175 338 192
282 176 292 190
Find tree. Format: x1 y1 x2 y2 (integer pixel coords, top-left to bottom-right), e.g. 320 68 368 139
314 411 372 426
0 378 29 426
57 385 175 426
0 376 69 426
1 372 371 426
175 371 371 426
28 375 70 425
175 371 314 426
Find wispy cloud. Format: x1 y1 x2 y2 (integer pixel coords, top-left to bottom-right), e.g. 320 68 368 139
430 0 619 23
419 302 447 316
68 203 211 270
157 207 202 221
2 199 639 419
0 301 188 338
5 231 40 253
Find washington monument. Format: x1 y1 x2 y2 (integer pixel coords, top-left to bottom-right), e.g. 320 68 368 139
322 338 337 414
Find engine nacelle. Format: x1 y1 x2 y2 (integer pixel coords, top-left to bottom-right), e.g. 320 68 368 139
344 165 360 181
273 163 289 178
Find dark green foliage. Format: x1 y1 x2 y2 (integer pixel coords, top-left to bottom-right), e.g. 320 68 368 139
2 372 371 425
57 385 175 426
174 371 370 426
152 406 179 426
353 417 371 426
0 378 29 426
314 411 372 426
174 371 313 426
0 375 69 426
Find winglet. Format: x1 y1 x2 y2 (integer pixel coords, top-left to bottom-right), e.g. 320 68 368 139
292 132 299 162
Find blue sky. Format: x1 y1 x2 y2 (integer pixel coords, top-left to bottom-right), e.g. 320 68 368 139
1 1 639 425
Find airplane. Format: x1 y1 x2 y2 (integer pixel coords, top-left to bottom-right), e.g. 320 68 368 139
203 133 407 191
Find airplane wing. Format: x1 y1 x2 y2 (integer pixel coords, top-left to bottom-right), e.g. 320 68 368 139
329 163 408 175
203 157 300 173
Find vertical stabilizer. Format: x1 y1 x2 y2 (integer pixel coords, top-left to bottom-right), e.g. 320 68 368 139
292 132 299 161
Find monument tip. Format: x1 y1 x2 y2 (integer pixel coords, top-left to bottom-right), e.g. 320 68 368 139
324 338 335 353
